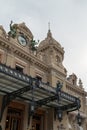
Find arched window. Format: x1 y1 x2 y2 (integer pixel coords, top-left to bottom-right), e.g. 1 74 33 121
55 55 60 63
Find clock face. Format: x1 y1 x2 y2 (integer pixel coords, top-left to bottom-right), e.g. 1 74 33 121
18 35 27 46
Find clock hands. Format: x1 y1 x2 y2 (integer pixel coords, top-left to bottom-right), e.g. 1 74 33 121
18 35 27 46
21 39 26 44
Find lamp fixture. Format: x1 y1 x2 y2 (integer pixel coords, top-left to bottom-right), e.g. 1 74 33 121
77 112 82 126
30 101 35 115
57 108 63 122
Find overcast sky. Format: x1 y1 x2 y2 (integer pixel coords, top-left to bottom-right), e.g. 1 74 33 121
0 0 87 90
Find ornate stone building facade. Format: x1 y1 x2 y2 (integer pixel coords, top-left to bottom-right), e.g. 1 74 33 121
0 22 86 130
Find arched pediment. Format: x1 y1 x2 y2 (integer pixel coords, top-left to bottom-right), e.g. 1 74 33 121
17 22 33 40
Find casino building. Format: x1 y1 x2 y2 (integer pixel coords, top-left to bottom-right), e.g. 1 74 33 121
0 21 87 130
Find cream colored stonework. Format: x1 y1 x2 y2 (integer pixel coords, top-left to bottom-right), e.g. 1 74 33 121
0 22 87 130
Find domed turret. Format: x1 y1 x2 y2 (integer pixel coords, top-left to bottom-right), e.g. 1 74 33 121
37 28 67 77
37 29 64 64
38 29 62 49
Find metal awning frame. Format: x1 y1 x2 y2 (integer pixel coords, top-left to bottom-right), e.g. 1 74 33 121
0 63 81 122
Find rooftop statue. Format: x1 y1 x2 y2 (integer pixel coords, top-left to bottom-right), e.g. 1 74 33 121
30 39 38 51
8 21 17 38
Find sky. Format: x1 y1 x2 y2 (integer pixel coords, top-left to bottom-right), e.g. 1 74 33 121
0 0 87 90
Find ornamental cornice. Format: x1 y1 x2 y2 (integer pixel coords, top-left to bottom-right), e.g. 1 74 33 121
38 44 64 58
53 45 64 54
49 65 67 78
0 36 10 49
37 44 49 52
0 36 49 71
66 80 86 96
14 49 49 71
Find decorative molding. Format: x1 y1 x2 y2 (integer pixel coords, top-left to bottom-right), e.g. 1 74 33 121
66 81 86 96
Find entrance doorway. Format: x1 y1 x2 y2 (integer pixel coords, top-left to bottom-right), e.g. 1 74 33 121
5 102 25 130
5 107 23 130
32 110 45 130
32 114 41 130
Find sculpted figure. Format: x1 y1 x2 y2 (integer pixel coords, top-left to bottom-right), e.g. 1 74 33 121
8 21 17 38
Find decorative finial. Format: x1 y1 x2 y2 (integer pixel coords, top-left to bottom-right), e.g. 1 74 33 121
78 78 83 89
47 22 52 38
48 22 50 31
